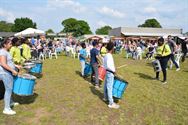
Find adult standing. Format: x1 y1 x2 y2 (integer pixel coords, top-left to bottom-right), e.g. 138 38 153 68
155 37 171 84
181 38 188 62
167 35 180 71
0 38 21 115
103 42 119 109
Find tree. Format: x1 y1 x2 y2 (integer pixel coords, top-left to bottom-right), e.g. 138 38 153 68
138 18 162 28
11 17 37 32
59 30 65 33
62 18 77 33
61 18 92 37
45 29 54 34
74 20 92 36
95 26 112 35
0 21 13 32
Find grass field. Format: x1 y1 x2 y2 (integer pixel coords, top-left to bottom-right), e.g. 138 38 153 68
0 52 188 125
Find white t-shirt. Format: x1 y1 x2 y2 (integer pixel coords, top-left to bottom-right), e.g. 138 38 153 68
103 53 115 72
0 49 15 74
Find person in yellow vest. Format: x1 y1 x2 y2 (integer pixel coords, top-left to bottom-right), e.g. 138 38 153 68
10 37 25 64
100 43 107 57
21 38 31 61
100 43 107 65
155 37 171 84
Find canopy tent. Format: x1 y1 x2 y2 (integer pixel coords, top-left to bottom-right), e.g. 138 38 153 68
78 35 109 43
14 28 45 37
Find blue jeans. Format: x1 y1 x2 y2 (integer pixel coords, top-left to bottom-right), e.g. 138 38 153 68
104 72 114 105
80 60 85 76
0 73 14 110
169 54 179 68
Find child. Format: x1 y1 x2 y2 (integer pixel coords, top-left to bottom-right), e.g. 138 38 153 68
10 37 24 64
103 42 119 109
79 42 87 77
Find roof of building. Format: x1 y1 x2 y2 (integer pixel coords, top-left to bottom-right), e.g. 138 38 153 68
121 32 182 37
109 27 183 37
0 32 16 37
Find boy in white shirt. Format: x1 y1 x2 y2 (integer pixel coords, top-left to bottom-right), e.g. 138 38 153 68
103 42 120 109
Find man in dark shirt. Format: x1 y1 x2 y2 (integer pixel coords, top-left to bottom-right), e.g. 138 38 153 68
167 35 180 71
181 38 188 62
90 41 100 88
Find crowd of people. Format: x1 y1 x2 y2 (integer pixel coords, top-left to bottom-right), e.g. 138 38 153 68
0 35 187 115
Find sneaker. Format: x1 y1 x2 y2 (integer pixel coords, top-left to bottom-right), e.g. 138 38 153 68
83 75 87 79
3 109 16 115
90 80 95 83
95 85 100 90
176 68 180 71
108 103 120 109
10 102 19 107
162 81 167 84
103 98 108 102
152 77 159 80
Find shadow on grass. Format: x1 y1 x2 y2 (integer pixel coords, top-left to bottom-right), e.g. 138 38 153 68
29 73 43 79
12 93 38 104
56 53 64 56
75 70 93 83
89 86 108 104
183 70 188 73
89 86 120 104
0 80 5 100
134 72 154 80
146 62 153 67
75 70 81 76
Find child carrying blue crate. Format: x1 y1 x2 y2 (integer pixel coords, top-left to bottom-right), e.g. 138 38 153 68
103 41 120 109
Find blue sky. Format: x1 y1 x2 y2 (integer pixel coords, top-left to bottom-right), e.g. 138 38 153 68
0 0 188 33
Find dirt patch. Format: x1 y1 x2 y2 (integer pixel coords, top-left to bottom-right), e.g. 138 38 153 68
25 107 51 124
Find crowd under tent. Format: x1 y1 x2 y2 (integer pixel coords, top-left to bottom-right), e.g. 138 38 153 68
78 35 109 43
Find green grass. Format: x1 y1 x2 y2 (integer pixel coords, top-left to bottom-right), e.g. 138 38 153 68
0 52 188 125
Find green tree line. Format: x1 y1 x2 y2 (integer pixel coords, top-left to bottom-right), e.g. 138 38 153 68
1 17 165 37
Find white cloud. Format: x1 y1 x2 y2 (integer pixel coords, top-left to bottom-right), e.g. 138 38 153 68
47 0 86 13
0 8 15 22
144 7 157 13
97 20 108 27
98 6 125 18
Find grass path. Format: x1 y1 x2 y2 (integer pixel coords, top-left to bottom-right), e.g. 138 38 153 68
0 53 188 125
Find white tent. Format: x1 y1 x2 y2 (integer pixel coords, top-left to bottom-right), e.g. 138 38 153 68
14 28 45 37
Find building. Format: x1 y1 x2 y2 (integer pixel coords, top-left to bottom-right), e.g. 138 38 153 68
109 27 183 40
0 32 16 38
